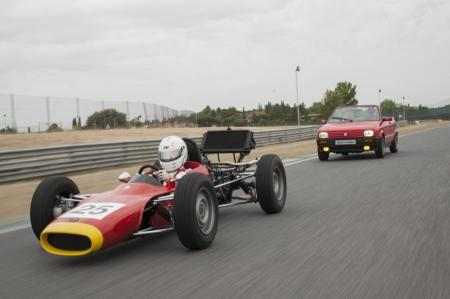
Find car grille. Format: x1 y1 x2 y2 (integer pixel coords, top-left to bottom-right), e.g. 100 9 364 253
328 130 363 139
47 233 91 251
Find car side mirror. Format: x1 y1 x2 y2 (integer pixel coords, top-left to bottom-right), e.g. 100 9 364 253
320 119 327 124
118 172 131 183
382 116 393 122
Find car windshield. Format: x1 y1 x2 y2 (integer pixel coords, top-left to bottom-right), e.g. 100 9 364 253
328 106 380 123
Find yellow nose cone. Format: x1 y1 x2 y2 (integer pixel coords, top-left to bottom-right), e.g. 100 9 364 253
40 222 103 256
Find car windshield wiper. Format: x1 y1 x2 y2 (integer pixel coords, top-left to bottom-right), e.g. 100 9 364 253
330 116 353 122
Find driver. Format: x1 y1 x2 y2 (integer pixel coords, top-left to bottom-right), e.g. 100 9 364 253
145 136 190 182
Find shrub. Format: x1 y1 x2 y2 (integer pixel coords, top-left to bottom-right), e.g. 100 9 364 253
86 109 127 129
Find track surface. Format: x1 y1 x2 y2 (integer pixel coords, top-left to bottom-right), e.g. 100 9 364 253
1 127 449 298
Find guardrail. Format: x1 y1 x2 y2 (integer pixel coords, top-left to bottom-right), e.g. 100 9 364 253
0 126 319 184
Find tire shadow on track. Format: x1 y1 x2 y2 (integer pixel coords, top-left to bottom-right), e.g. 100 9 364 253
323 151 409 162
56 232 179 266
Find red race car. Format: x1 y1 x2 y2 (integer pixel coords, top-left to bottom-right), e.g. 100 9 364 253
30 130 287 256
316 105 398 160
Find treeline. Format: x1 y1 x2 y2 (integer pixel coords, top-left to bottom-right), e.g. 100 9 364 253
191 81 359 127
380 99 430 120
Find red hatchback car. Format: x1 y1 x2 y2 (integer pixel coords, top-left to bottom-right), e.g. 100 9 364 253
316 105 398 160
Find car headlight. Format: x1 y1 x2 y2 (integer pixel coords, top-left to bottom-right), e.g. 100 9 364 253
363 130 374 137
318 132 329 139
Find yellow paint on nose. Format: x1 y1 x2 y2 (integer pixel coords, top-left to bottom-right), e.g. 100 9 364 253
40 222 103 256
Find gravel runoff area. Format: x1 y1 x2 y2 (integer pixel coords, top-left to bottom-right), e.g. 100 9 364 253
0 126 299 150
0 121 447 225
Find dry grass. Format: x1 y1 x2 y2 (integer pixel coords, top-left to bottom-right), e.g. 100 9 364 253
0 121 447 225
0 126 296 150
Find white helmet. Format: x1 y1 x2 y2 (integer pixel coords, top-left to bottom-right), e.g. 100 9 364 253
158 136 188 173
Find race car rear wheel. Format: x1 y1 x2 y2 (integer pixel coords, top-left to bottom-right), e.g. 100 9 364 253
256 154 287 214
30 176 80 239
174 173 218 250
375 138 385 158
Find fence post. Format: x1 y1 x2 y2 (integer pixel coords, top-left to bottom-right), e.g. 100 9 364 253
9 94 17 130
126 100 130 121
153 103 157 121
76 98 80 117
142 102 148 123
45 96 51 127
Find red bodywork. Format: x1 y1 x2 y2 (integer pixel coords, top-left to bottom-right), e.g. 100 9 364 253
319 120 397 141
49 161 209 251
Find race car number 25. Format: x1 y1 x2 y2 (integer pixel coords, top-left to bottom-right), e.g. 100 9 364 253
59 202 125 220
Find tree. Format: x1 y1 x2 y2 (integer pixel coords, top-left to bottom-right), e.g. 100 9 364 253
72 118 77 129
77 116 82 128
380 99 397 116
86 109 127 129
320 82 358 118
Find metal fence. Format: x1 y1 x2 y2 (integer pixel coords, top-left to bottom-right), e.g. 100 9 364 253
0 94 186 133
0 126 319 184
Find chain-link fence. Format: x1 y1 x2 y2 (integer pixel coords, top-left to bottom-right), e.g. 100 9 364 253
383 106 450 122
0 94 184 133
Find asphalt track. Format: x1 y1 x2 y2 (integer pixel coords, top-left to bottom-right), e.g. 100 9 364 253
1 126 449 298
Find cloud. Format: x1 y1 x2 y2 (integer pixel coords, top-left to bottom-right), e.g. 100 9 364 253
0 0 449 110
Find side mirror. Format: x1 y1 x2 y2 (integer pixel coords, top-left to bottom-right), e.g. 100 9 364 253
118 172 131 183
382 116 393 122
320 119 327 124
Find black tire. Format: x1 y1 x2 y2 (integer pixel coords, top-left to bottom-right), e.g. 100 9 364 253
389 134 398 153
174 173 218 250
256 154 287 214
318 151 329 161
30 176 79 239
375 138 385 158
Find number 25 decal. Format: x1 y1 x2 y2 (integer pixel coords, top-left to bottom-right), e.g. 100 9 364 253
60 203 125 220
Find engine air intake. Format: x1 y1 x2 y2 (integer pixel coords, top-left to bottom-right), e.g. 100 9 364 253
47 233 91 251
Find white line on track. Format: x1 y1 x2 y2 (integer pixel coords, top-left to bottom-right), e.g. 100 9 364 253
0 222 30 234
1 124 447 235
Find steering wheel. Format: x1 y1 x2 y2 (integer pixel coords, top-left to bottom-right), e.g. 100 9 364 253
138 164 159 175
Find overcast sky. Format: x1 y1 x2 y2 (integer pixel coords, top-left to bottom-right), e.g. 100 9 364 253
1 0 449 111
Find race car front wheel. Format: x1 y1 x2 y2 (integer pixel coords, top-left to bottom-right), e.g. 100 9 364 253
30 176 80 239
174 173 218 250
256 154 287 214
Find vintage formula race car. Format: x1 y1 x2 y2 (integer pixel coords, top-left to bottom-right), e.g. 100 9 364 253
30 130 287 256
316 105 398 160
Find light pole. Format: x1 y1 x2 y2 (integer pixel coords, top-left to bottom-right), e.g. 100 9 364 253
295 65 300 127
402 96 406 121
378 89 382 103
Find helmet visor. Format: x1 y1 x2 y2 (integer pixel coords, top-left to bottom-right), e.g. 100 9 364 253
158 146 185 162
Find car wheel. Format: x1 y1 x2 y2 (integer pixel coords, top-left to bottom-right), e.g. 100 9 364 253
256 154 287 214
30 176 80 239
375 138 385 158
318 151 329 161
390 134 398 153
174 173 218 250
